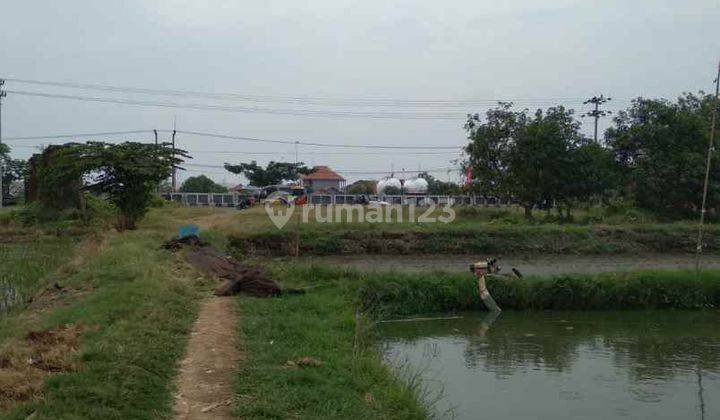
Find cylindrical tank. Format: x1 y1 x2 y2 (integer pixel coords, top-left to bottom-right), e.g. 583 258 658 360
403 178 429 194
376 178 402 194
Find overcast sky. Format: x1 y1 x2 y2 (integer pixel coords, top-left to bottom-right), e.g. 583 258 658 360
2 0 719 185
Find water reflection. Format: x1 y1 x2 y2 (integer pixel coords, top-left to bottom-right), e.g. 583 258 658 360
381 311 720 420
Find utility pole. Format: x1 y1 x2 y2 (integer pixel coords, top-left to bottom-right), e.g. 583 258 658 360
0 79 6 209
154 129 159 194
582 95 612 143
695 61 720 273
171 128 177 192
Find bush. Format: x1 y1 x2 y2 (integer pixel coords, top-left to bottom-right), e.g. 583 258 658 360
84 194 118 224
0 209 20 226
149 196 166 208
19 202 65 225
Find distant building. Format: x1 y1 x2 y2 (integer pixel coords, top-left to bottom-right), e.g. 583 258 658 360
229 184 245 193
301 166 346 193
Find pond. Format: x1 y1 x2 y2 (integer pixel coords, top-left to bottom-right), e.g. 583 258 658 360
380 311 720 419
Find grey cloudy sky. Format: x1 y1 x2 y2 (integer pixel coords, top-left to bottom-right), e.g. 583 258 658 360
1 0 719 185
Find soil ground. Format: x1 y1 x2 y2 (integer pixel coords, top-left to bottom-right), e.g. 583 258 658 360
295 253 720 276
174 297 242 420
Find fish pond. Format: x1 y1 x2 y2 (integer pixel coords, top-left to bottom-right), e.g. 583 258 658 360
380 311 720 419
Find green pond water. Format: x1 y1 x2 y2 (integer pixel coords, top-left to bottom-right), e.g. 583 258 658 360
380 311 720 420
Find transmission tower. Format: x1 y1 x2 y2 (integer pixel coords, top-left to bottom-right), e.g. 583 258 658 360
582 95 612 143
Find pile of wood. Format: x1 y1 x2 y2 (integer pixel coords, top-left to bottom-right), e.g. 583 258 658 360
164 235 291 297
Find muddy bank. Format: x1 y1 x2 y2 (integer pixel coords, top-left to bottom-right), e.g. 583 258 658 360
229 226 720 257
291 253 720 276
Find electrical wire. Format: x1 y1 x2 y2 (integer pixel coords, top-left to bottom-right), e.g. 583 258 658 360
3 129 153 141
188 149 463 156
2 128 464 151
184 162 457 175
5 90 466 120
2 77 619 107
167 129 464 150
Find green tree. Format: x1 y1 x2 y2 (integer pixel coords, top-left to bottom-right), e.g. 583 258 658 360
346 180 377 195
465 104 584 217
383 186 402 195
83 142 187 229
418 172 462 195
224 161 310 186
40 142 187 230
0 143 27 199
157 180 173 193
558 141 618 215
180 175 228 193
606 93 718 216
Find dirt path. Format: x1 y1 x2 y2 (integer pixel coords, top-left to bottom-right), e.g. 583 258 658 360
174 297 242 419
297 253 720 276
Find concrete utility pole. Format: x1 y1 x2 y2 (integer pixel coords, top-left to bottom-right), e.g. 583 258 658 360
171 116 178 192
582 95 612 143
0 79 6 209
171 128 177 192
695 61 720 273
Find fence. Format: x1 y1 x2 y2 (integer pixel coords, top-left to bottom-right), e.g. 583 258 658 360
160 193 515 207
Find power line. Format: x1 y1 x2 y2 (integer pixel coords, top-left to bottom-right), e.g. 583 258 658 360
3 77 616 107
1 128 464 151
167 129 463 150
3 129 152 141
184 162 456 175
188 149 463 156
5 90 466 120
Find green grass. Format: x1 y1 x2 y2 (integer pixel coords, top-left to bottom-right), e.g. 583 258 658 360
0 236 79 313
230 222 719 256
235 264 427 419
213 204 719 257
1 222 202 419
358 269 720 317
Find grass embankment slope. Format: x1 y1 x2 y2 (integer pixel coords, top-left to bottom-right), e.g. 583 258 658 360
358 269 720 316
235 264 427 419
0 208 204 419
221 206 720 256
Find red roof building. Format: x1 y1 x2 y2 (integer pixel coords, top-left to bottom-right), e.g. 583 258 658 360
301 166 346 193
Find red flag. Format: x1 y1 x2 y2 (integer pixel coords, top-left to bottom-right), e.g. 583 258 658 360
465 166 473 185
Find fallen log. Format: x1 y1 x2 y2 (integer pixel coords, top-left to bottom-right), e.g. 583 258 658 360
164 235 298 298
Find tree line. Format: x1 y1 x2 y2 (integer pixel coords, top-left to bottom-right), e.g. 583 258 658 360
464 92 719 218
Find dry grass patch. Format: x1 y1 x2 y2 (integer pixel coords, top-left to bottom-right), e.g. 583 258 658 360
0 324 84 409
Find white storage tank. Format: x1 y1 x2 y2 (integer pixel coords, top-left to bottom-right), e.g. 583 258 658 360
376 178 403 194
403 177 429 195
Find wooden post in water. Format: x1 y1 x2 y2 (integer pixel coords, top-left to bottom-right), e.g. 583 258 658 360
470 260 501 312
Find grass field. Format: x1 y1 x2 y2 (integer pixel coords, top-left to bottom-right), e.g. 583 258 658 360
2 205 720 419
